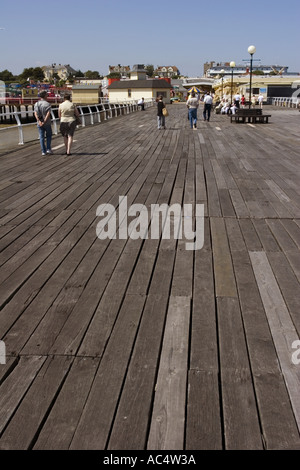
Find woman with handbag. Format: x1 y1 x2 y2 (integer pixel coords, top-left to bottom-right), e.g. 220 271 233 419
157 95 167 130
58 93 81 155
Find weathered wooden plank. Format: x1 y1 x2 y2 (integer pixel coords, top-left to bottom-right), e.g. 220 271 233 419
229 189 250 218
217 296 263 449
190 250 218 371
266 219 299 253
33 357 99 450
267 251 300 334
0 356 46 434
239 218 263 251
210 217 237 298
231 250 300 448
70 294 147 450
0 356 73 449
250 251 300 433
107 294 169 450
147 296 191 450
186 370 222 450
170 249 193 297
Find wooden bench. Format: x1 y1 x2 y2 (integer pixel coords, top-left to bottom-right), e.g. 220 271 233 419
231 108 271 124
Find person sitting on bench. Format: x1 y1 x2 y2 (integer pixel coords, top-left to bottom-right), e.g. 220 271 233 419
138 97 145 110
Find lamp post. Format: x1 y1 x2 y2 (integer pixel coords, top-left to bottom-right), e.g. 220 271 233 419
248 45 256 108
220 69 225 100
230 61 235 104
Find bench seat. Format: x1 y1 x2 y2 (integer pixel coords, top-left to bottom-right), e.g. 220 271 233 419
231 108 271 123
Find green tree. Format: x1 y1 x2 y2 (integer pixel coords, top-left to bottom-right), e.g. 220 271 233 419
85 70 102 79
76 69 85 78
145 64 154 77
0 69 15 82
252 70 264 75
107 72 121 79
18 67 44 83
32 67 45 81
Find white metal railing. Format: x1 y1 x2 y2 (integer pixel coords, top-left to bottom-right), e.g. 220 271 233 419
272 97 300 108
0 98 155 149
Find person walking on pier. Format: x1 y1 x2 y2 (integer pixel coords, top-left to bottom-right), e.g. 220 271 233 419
34 90 53 156
203 92 213 122
58 93 81 155
157 95 166 130
186 91 199 129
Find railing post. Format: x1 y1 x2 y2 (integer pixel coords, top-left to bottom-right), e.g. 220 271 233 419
78 106 85 127
95 105 101 122
50 108 58 134
13 112 24 145
88 105 94 125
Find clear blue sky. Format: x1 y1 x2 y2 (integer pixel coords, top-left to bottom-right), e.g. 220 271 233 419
1 0 299 76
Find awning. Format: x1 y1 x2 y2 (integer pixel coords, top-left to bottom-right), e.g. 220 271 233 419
188 86 201 94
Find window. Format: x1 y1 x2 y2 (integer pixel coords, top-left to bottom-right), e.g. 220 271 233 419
156 91 167 98
128 89 131 98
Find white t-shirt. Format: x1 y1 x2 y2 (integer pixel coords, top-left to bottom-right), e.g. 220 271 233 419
187 97 199 108
204 95 213 105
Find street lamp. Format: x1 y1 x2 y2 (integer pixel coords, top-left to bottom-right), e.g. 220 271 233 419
220 69 225 100
230 61 235 104
248 45 256 108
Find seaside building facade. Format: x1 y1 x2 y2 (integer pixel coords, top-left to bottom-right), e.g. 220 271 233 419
204 61 289 77
212 74 300 102
107 64 172 103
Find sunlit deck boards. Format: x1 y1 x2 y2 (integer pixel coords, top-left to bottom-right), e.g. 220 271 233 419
0 104 300 450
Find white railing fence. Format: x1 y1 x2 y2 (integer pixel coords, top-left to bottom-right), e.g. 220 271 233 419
272 97 300 108
0 98 155 151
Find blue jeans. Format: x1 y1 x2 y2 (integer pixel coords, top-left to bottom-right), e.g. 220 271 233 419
37 124 52 153
157 115 165 129
189 108 197 128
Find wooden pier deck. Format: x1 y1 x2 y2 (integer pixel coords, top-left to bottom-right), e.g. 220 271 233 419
0 104 300 451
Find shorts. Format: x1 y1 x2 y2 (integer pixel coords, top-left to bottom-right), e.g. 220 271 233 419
60 120 77 137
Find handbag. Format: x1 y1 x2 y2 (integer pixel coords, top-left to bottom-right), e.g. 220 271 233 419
162 107 168 117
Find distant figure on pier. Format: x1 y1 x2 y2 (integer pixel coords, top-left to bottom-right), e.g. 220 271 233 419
234 92 241 108
58 93 81 156
186 91 199 129
138 97 145 110
203 92 213 122
241 94 246 108
34 90 53 156
157 95 166 130
258 93 264 109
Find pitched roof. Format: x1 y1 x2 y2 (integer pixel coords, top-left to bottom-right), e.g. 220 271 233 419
108 79 172 89
72 84 101 90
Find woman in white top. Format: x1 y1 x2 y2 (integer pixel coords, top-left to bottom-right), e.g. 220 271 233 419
58 93 80 155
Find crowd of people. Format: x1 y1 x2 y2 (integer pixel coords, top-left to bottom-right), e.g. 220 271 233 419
34 89 266 156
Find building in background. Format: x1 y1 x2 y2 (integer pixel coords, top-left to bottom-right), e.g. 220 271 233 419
72 84 102 104
42 64 77 81
154 66 180 78
108 64 172 103
204 61 289 77
108 65 130 77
